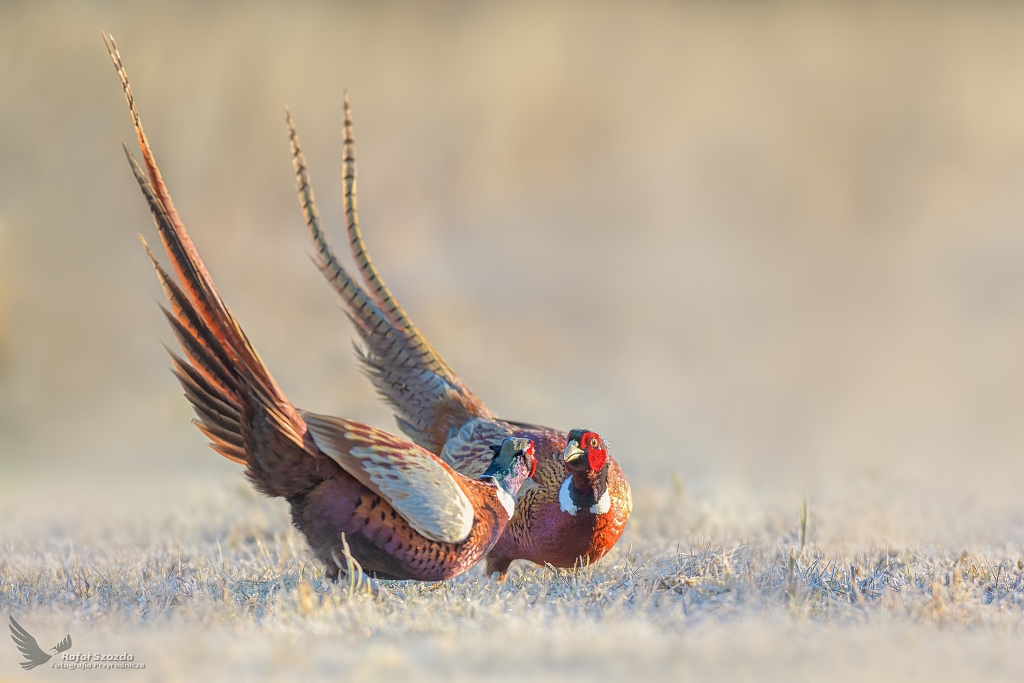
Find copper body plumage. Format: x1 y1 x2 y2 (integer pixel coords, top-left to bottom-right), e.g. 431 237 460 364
106 36 536 583
286 94 633 578
475 425 632 575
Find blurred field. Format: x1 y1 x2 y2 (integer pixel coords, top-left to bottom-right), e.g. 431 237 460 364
5 0 1024 680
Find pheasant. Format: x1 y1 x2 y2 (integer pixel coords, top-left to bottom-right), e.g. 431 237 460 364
105 35 537 583
285 97 632 578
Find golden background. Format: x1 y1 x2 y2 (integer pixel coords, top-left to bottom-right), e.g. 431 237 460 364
3 1 1024 531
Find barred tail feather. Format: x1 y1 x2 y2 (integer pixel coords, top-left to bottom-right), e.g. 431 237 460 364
107 34 316 495
286 107 495 452
339 93 455 379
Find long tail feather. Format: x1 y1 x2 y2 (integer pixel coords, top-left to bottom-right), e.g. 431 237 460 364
338 93 454 378
121 140 234 355
107 35 332 501
285 109 428 374
107 39 280 404
142 242 238 396
285 106 495 451
107 34 307 463
105 33 224 320
123 135 302 448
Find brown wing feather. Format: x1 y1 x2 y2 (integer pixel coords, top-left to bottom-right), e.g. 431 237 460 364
439 418 516 478
301 411 476 543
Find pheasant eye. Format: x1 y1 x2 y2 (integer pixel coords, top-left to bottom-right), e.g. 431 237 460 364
588 436 599 448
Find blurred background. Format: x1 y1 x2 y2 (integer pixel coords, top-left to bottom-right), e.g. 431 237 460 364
4 0 1024 540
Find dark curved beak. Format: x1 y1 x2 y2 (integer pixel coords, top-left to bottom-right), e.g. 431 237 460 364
563 440 584 464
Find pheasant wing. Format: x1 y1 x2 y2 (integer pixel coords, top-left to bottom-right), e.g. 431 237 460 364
8 617 50 670
287 109 494 455
302 411 475 543
439 418 517 478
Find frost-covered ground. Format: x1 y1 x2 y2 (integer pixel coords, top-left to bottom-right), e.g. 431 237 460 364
7 2 1024 680
3 470 1024 682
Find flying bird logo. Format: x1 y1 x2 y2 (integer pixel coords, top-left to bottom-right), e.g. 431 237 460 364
8 616 72 670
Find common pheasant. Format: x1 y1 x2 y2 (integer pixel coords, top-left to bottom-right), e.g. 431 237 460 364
286 98 632 578
106 36 537 583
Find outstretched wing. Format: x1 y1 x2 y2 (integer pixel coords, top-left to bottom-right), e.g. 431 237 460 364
53 634 72 653
301 411 475 543
9 617 50 670
287 105 494 455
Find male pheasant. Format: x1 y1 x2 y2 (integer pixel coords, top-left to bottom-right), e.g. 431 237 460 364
106 36 537 583
286 98 632 578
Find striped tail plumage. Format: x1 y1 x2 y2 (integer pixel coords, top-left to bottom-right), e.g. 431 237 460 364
336 93 454 377
286 104 494 454
105 33 319 499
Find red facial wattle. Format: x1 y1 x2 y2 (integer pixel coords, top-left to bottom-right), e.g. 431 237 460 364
580 431 607 471
526 441 537 478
